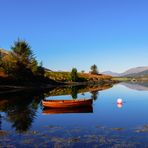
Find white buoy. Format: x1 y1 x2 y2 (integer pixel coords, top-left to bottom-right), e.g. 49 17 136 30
117 103 123 108
117 98 123 104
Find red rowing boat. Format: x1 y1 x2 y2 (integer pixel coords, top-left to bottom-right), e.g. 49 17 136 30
42 99 93 108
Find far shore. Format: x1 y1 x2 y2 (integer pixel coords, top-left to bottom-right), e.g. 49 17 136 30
0 78 116 95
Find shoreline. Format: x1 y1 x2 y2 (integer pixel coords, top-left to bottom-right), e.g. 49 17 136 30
0 79 116 95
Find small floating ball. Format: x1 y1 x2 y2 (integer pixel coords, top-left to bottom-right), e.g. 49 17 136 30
117 103 123 108
117 98 123 104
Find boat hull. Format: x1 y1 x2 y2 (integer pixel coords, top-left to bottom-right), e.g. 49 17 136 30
42 99 93 108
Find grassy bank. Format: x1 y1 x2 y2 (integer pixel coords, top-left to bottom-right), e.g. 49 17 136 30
112 77 148 82
0 40 114 88
112 77 132 82
0 70 114 90
45 71 113 83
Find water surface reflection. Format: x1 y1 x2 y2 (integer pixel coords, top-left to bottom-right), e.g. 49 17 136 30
121 82 148 91
0 84 112 133
1 82 148 147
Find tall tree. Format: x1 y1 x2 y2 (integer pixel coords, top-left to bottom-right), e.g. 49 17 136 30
71 68 78 82
90 64 99 75
11 39 38 70
1 39 45 81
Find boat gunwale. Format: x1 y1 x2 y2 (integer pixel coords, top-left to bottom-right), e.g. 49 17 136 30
42 99 92 103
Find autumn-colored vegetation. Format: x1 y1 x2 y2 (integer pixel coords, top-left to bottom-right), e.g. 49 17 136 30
45 71 112 83
0 39 113 86
0 40 56 86
44 83 113 97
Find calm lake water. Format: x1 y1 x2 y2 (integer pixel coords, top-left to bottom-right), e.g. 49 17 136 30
1 82 148 147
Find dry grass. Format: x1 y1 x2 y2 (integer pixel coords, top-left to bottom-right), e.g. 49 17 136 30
45 71 71 82
45 71 112 82
79 73 112 81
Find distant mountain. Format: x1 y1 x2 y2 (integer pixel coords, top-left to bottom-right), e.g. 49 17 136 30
121 67 148 76
102 66 148 77
102 71 120 77
123 70 148 77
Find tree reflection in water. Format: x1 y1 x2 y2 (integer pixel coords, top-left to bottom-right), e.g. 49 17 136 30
0 90 45 133
0 84 113 133
90 91 99 101
71 86 78 99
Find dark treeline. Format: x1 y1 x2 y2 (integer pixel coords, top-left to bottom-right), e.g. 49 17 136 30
0 88 51 133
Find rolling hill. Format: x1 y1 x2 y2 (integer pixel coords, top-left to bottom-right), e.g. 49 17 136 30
123 70 148 77
102 66 148 77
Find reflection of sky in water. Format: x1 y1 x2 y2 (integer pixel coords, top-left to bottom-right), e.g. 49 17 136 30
93 84 148 128
2 83 148 131
46 92 91 100
1 83 148 146
31 84 148 131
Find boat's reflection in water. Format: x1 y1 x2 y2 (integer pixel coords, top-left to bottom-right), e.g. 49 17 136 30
42 106 93 114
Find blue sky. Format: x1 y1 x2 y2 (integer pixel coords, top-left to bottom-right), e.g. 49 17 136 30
0 0 148 72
